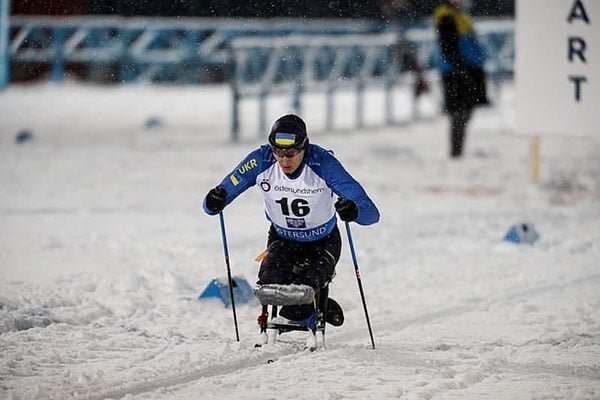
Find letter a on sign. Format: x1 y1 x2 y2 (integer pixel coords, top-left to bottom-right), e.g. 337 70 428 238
567 0 590 24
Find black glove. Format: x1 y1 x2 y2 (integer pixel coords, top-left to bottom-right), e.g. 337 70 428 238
204 186 227 213
335 198 358 222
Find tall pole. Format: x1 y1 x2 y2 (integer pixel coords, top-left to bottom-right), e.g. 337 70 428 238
344 222 376 349
0 0 11 89
219 212 240 342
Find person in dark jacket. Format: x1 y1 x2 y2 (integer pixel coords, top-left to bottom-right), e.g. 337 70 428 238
434 0 489 158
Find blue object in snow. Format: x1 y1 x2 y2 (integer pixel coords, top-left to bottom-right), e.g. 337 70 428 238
198 276 255 307
504 223 540 244
144 116 163 129
15 130 34 144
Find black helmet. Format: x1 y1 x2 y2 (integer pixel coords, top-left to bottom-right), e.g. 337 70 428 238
268 114 308 149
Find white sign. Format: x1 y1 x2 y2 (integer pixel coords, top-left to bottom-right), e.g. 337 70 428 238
515 0 599 137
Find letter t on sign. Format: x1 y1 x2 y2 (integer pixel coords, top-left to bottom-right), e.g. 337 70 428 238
569 76 587 102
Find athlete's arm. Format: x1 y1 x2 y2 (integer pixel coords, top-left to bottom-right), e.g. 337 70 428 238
203 147 270 215
317 150 380 225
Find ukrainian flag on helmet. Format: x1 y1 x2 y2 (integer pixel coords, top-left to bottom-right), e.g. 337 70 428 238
268 114 308 148
274 133 297 147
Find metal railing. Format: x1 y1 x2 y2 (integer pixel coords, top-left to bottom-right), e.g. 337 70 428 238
8 16 384 84
229 32 400 139
3 15 515 141
229 19 514 139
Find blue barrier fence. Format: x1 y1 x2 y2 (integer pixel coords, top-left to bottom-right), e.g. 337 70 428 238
4 15 514 140
230 19 514 139
8 16 383 84
229 32 401 139
6 16 513 86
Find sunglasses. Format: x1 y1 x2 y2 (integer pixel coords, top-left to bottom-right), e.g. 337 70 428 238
272 147 304 158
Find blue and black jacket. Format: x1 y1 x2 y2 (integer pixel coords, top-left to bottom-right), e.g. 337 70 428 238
203 144 379 241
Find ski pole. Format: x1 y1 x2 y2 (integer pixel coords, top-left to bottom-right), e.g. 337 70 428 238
344 221 375 349
219 211 240 342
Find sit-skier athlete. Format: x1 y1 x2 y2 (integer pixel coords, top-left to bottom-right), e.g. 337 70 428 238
203 114 380 345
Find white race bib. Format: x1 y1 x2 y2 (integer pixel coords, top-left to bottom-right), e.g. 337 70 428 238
257 164 335 241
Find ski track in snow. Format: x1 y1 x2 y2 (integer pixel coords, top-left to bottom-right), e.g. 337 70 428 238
4 268 595 400
86 272 600 400
83 344 305 400
1 83 599 400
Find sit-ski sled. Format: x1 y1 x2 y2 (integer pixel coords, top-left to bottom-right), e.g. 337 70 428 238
253 283 343 351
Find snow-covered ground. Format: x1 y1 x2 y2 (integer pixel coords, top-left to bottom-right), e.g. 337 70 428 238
1 82 599 400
